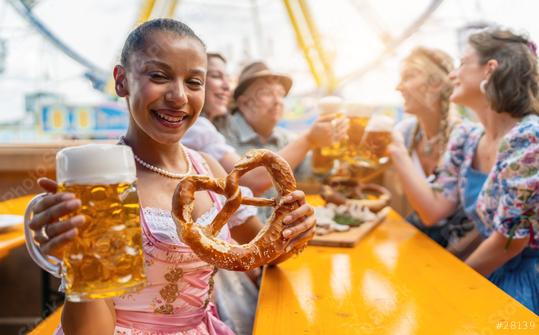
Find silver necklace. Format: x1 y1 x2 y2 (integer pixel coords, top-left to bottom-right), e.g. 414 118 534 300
416 129 442 156
119 136 193 179
422 135 441 156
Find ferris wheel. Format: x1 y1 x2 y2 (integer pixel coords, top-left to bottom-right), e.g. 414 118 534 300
7 0 444 95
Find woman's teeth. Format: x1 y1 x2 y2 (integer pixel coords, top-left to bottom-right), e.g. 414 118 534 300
156 112 184 122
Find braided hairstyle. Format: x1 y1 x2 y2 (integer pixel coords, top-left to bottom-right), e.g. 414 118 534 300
402 47 455 157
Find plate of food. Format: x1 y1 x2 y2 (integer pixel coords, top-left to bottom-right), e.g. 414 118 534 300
308 180 391 247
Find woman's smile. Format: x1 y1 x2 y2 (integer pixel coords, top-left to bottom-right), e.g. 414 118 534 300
151 108 190 128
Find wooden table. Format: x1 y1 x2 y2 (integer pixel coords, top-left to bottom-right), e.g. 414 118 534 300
0 195 33 258
0 194 64 317
254 210 538 334
29 306 63 335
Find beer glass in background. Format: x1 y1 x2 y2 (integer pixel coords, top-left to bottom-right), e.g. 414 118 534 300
356 114 394 167
344 103 372 162
311 96 343 174
311 147 334 174
319 96 346 157
24 144 146 301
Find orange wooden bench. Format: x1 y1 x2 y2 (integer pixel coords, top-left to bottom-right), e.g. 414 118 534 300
29 306 62 335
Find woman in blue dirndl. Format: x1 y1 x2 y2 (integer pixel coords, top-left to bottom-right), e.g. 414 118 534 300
389 28 539 314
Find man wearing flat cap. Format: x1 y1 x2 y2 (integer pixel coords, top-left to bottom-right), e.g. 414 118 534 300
217 61 294 153
216 61 347 217
217 61 344 161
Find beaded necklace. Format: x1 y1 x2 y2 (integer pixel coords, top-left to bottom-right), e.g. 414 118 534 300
119 136 193 179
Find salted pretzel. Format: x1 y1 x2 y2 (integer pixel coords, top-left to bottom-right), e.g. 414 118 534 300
171 149 301 271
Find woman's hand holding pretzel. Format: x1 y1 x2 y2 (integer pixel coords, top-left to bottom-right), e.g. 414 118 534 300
280 191 315 249
172 149 316 271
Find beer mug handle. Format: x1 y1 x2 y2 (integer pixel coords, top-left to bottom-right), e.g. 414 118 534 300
24 193 62 278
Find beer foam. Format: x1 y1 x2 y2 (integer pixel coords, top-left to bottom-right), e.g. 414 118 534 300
345 103 373 117
56 144 136 185
365 115 394 132
318 96 343 115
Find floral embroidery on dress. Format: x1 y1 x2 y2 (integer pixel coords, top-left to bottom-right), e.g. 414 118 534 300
433 121 484 202
153 267 184 314
165 268 184 282
435 115 539 246
477 114 539 244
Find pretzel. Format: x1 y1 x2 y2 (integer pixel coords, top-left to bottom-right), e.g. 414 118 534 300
171 149 300 271
354 184 391 212
321 182 391 212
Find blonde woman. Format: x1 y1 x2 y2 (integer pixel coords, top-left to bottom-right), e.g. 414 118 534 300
387 47 479 254
389 29 539 313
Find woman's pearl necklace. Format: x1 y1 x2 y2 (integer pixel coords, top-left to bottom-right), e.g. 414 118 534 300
119 137 193 179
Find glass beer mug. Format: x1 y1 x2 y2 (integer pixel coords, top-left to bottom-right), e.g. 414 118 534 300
356 114 394 167
24 144 146 301
311 96 343 174
344 102 372 162
319 96 346 158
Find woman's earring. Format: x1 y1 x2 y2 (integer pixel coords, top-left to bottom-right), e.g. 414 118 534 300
480 80 488 94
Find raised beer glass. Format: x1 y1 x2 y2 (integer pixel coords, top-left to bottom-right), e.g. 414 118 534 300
319 96 346 157
356 114 394 167
24 144 146 301
311 96 342 174
344 102 372 162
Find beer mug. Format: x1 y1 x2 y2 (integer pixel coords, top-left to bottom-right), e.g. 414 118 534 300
319 96 346 158
311 96 343 174
344 102 372 161
356 114 394 167
24 144 146 301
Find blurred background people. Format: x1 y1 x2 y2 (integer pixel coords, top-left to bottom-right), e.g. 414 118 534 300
386 47 481 257
183 57 346 196
389 28 539 313
183 55 346 335
215 61 347 218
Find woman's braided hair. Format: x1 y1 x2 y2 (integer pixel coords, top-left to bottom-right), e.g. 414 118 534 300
402 47 455 157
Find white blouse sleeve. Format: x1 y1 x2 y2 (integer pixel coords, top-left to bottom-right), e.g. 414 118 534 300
182 117 236 161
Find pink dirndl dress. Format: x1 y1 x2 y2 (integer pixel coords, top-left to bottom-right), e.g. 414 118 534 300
55 149 236 335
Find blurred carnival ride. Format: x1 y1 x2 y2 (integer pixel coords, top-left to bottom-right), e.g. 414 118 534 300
4 0 443 139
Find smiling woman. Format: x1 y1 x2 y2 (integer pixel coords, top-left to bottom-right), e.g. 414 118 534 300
115 24 207 145
203 53 232 121
388 28 539 314
384 47 481 255
23 18 317 335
